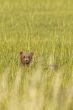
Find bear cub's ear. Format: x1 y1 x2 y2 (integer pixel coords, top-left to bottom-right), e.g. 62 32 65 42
20 51 23 55
30 52 34 56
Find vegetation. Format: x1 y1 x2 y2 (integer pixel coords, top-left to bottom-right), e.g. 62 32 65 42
0 0 73 110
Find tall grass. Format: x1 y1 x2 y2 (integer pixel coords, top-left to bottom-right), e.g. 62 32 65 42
0 0 73 110
0 65 73 110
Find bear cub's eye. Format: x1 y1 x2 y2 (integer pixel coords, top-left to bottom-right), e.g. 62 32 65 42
23 56 25 58
28 56 30 59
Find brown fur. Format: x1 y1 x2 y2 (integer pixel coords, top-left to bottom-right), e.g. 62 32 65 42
20 51 34 66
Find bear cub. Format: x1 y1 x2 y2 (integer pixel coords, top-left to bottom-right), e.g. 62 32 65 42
20 51 34 66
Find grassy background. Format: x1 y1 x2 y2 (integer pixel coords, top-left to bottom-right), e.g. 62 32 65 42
0 0 73 110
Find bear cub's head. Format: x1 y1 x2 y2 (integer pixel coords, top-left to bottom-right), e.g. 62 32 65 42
20 51 34 66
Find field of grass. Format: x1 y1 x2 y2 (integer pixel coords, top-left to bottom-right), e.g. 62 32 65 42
0 0 73 110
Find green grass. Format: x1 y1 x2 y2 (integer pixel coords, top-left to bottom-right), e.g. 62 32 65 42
0 0 73 110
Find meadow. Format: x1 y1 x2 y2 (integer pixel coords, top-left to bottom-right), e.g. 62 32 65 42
0 0 73 110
